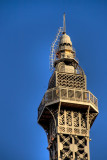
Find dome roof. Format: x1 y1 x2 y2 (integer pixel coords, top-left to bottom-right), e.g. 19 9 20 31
59 33 72 45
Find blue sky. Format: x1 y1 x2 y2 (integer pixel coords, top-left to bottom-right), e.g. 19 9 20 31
0 0 107 160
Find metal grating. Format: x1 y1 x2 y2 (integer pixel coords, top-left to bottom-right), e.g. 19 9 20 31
57 72 86 89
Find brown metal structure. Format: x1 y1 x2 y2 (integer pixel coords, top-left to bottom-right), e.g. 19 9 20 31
38 15 99 160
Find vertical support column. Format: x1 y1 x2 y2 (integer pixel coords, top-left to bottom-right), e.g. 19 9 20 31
57 134 60 160
64 110 66 132
87 106 90 160
72 111 74 135
72 135 75 159
58 102 61 133
57 102 61 160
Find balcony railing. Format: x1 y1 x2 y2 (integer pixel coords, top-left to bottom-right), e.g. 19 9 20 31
38 87 98 120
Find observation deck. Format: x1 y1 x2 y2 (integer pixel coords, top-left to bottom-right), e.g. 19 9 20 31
38 87 98 122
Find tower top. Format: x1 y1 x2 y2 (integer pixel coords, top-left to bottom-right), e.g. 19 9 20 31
50 14 75 71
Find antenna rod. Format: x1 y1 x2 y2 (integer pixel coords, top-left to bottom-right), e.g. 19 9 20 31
63 13 66 33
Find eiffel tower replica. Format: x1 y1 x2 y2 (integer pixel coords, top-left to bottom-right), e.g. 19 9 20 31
38 14 99 160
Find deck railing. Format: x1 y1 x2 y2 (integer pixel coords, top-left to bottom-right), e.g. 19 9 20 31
38 87 98 120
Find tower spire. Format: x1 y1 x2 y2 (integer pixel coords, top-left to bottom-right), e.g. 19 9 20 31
63 13 66 33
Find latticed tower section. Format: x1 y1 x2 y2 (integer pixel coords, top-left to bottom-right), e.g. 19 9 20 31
38 16 99 160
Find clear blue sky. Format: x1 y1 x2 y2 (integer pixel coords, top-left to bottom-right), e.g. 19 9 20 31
0 0 107 160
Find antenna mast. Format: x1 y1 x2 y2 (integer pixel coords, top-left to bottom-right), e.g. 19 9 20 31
63 13 66 33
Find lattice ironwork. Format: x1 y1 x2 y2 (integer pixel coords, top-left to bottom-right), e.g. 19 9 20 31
74 136 88 160
60 134 73 160
66 111 72 126
58 109 89 137
48 68 86 90
59 110 65 125
59 134 89 160
47 108 90 160
57 72 86 89
89 112 98 127
74 112 79 127
59 126 65 133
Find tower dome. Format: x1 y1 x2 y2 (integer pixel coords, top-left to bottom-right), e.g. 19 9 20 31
59 33 72 46
56 32 74 60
